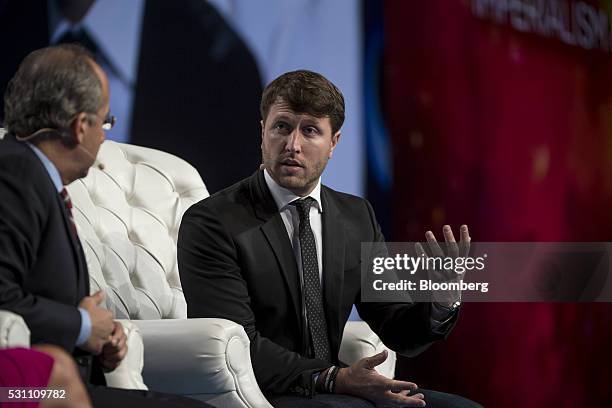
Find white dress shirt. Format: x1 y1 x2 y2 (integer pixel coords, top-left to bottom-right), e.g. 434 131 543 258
264 169 324 283
263 169 457 327
27 143 92 347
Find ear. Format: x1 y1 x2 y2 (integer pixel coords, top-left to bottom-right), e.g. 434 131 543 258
260 120 265 140
328 131 341 159
69 112 89 145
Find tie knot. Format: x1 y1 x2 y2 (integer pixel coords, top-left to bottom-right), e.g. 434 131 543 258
291 197 315 220
56 28 99 55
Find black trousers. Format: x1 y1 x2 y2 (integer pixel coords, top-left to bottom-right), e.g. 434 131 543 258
87 385 214 408
268 388 483 408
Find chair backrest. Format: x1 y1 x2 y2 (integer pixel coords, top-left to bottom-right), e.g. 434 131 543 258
67 141 208 320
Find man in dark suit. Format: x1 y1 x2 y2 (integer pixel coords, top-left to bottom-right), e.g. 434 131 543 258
178 70 481 407
0 0 262 193
0 44 210 407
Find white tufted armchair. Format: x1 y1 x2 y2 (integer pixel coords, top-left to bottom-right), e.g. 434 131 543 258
0 310 30 349
64 140 395 407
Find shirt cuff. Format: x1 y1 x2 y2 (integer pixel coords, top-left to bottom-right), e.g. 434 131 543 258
76 307 92 346
430 301 459 326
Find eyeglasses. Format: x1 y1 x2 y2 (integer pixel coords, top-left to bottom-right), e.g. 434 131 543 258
101 113 116 131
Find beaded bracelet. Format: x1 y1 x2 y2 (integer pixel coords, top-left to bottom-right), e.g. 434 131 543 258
323 366 336 392
327 366 340 393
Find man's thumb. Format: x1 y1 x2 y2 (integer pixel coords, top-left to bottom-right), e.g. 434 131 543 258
363 350 388 369
92 290 106 305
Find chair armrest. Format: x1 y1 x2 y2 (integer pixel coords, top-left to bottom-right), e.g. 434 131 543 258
133 318 272 408
0 312 148 390
339 321 396 379
0 310 30 348
103 319 147 390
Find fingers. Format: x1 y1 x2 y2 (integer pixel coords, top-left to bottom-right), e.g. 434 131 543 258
414 242 427 258
397 390 423 398
91 308 115 341
384 390 426 407
109 322 125 348
362 349 388 370
116 334 127 356
425 230 444 257
459 224 471 257
388 379 418 393
100 323 128 370
442 225 455 243
443 225 459 258
103 336 127 361
92 290 105 305
99 350 124 371
459 224 470 243
426 226 471 258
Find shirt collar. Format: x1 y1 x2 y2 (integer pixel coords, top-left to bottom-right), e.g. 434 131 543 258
264 169 322 213
27 143 63 192
48 0 145 86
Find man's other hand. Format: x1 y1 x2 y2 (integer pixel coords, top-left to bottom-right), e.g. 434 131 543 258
78 290 114 355
335 350 426 407
417 224 471 308
99 321 128 371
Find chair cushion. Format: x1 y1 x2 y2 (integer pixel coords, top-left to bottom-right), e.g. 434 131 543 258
67 141 208 319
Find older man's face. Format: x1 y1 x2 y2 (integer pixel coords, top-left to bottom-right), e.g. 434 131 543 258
77 60 109 178
261 101 340 196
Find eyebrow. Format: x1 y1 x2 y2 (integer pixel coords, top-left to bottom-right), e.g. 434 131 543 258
269 113 325 130
271 114 294 123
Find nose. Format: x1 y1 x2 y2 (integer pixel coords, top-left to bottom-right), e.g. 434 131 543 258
286 129 302 153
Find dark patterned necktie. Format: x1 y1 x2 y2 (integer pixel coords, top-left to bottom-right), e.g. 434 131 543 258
60 188 78 238
292 197 331 362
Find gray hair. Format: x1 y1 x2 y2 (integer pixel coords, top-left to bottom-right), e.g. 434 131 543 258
3 44 103 140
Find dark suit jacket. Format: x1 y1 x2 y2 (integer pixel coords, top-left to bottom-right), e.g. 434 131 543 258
0 0 262 193
0 136 89 351
178 170 458 395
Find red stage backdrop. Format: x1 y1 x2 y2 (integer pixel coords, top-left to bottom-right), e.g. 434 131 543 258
384 0 612 406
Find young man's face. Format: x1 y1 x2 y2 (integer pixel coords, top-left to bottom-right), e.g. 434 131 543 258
261 101 340 196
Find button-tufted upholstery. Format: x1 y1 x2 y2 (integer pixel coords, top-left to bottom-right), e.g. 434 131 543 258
63 140 394 407
67 141 274 406
0 310 30 348
0 308 146 390
67 141 207 320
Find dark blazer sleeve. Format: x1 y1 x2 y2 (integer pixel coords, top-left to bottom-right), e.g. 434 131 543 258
0 154 82 351
178 203 331 396
355 200 459 357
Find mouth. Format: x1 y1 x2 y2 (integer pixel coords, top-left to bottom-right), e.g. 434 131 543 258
280 159 303 168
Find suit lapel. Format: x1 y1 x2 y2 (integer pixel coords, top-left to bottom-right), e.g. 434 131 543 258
251 171 302 323
321 187 345 355
17 137 87 298
250 172 347 355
